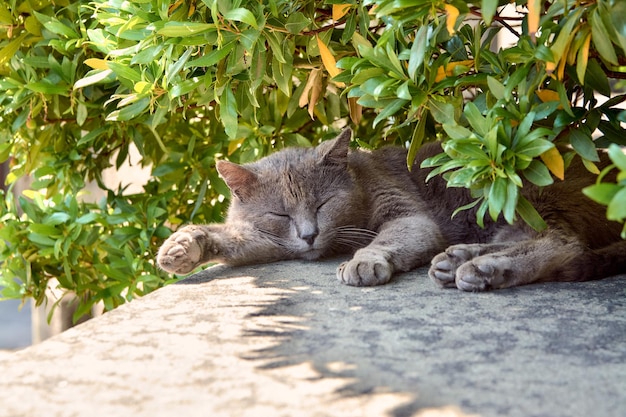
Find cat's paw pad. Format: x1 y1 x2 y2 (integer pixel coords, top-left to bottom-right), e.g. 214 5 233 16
455 256 510 292
157 227 205 274
428 246 475 288
337 252 393 286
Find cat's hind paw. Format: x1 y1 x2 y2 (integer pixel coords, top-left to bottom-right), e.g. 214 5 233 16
157 226 205 275
337 251 393 286
455 257 510 292
428 245 475 288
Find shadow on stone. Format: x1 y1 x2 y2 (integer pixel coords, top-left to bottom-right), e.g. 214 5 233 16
178 257 626 417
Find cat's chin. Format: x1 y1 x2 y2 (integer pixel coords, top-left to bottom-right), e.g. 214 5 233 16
299 249 324 261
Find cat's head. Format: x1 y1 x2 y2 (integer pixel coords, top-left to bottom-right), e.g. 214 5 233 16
216 129 367 260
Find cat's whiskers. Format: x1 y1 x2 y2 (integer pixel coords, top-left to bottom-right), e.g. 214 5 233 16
332 226 378 250
257 228 290 248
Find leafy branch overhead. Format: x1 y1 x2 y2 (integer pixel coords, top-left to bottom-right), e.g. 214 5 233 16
0 0 625 314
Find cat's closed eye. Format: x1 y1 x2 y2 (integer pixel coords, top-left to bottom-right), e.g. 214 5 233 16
316 197 333 212
267 212 291 220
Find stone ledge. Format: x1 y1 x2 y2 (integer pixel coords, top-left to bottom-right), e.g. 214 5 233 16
1 258 625 417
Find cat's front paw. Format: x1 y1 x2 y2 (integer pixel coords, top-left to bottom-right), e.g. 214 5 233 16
157 226 213 274
337 251 393 286
455 256 511 291
428 245 476 288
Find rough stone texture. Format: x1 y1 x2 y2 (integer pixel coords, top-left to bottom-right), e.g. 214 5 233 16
1 258 625 417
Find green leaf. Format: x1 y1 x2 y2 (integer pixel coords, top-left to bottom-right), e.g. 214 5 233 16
516 195 547 231
408 25 427 80
523 160 554 186
442 123 472 140
482 0 498 25
590 8 618 65
464 102 487 136
46 212 71 225
156 22 216 37
74 69 115 89
503 180 518 224
285 12 309 34
517 137 554 158
223 8 258 29
264 31 286 63
107 62 142 82
186 41 237 68
608 143 626 171
220 87 238 139
33 11 79 38
569 130 599 162
373 98 408 127
584 59 611 97
487 76 505 101
0 33 28 66
550 8 584 63
28 232 56 247
583 183 620 206
107 97 150 121
607 188 626 221
407 112 428 168
428 96 456 124
25 80 69 96
488 177 507 221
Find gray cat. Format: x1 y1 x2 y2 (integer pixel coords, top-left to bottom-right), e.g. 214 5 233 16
157 129 626 291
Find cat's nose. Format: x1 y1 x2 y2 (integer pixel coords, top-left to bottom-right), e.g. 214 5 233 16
300 231 318 246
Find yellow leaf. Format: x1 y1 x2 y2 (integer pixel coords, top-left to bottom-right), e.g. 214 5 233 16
536 89 559 103
434 59 474 82
545 61 556 75
556 41 569 80
84 58 109 70
582 158 600 175
0 33 27 66
332 4 351 21
527 0 541 42
444 4 459 36
228 138 245 155
316 35 345 87
540 147 564 180
348 97 362 125
435 66 447 82
576 32 591 84
299 68 323 120
168 0 184 15
134 81 151 94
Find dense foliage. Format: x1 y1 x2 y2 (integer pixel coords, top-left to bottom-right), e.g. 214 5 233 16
1 0 625 317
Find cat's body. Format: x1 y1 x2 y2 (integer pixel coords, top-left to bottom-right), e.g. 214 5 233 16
157 129 626 291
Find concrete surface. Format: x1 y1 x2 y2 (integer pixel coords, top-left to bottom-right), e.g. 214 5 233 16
0 257 625 417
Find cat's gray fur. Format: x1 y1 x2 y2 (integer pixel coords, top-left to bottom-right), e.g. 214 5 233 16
157 129 626 291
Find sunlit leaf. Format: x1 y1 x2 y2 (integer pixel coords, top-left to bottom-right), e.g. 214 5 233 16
316 35 345 87
223 8 258 29
527 0 541 41
332 4 352 21
444 4 459 36
540 146 564 180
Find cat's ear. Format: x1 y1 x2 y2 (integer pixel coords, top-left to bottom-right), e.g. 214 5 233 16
216 160 257 201
318 127 352 165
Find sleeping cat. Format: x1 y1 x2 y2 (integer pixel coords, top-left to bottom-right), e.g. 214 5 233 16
156 128 626 291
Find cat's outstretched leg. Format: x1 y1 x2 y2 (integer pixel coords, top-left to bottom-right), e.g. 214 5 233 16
428 233 598 291
157 223 286 274
337 215 445 286
429 242 515 288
